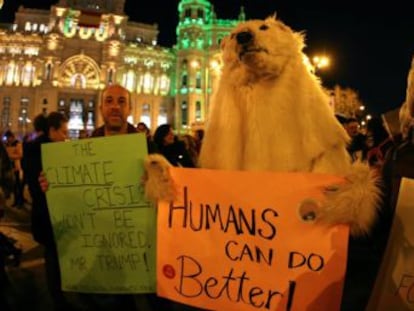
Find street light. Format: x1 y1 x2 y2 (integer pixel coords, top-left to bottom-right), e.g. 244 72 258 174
312 55 330 71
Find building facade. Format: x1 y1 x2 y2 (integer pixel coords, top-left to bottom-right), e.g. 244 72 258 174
0 0 243 138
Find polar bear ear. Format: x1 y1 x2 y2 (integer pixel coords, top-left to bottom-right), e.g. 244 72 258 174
265 13 277 23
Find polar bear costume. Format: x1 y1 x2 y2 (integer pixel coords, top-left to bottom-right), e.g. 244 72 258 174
146 16 381 236
400 56 414 136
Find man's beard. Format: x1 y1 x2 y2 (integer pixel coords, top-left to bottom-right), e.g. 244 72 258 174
105 117 124 132
107 124 122 132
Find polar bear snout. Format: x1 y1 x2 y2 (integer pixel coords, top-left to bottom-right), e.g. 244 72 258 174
236 31 253 45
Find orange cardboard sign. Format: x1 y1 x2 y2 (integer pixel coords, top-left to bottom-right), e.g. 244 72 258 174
157 168 349 311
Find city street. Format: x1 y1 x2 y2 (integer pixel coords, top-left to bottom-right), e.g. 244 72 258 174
0 199 196 311
1 199 54 311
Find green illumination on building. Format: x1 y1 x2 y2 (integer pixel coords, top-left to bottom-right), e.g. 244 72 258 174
174 0 245 132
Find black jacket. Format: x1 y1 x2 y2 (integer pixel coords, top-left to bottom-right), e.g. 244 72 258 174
25 134 55 246
92 123 158 153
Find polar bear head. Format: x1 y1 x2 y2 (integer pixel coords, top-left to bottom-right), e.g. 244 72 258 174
220 15 306 84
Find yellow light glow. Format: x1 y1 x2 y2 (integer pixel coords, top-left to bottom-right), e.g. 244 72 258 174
190 60 199 69
312 55 330 69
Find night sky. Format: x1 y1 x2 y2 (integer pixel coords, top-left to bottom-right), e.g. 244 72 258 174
2 0 414 116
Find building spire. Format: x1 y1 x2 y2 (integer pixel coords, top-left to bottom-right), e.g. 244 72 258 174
238 6 246 21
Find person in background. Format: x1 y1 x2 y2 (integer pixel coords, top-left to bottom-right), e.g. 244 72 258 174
21 113 49 205
25 111 71 311
0 141 16 311
4 130 24 208
364 117 394 170
136 121 150 136
78 129 88 139
136 121 157 153
32 113 49 139
180 134 199 166
344 117 367 162
40 85 163 310
153 123 195 168
193 128 204 155
0 139 14 201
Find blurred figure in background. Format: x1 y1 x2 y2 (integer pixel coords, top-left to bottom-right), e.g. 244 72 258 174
4 130 24 208
136 121 150 136
0 142 19 310
25 111 71 311
22 113 48 205
78 129 88 139
344 117 367 162
0 140 14 201
153 124 195 168
194 128 204 155
364 117 394 170
180 134 199 166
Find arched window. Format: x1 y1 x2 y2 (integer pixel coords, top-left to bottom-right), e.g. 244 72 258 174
24 22 31 32
18 97 29 132
122 70 136 92
195 71 201 89
21 63 34 87
184 9 191 18
181 73 188 87
197 9 204 19
107 68 114 83
6 62 15 86
141 103 151 128
45 63 52 80
68 99 84 130
142 72 154 94
1 97 11 129
158 103 168 126
181 101 188 127
196 101 202 121
159 74 170 96
71 73 86 89
136 73 144 93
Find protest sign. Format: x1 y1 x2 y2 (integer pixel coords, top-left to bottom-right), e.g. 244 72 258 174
157 168 349 311
367 177 414 311
42 134 156 293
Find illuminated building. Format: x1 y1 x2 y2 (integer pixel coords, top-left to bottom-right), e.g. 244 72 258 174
0 0 244 137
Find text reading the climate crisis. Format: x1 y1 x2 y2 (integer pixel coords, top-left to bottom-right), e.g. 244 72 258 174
45 140 152 274
165 186 328 311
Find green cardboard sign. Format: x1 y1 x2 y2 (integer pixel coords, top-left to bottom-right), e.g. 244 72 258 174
41 134 156 293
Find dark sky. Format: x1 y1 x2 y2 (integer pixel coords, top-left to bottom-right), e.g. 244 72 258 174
2 0 414 116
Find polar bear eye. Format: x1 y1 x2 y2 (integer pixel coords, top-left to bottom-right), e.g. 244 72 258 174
259 24 269 31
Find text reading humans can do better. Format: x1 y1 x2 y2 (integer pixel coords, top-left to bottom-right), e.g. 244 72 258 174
165 187 327 311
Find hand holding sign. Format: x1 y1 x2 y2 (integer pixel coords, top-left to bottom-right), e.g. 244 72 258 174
157 168 349 311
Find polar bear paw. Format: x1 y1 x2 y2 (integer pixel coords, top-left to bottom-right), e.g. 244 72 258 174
143 154 177 203
317 162 382 236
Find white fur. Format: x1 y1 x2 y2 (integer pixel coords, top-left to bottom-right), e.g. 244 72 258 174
400 56 414 137
143 154 176 203
405 56 414 118
198 16 381 236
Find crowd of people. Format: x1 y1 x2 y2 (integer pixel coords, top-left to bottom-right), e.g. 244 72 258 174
334 106 414 310
0 85 204 311
0 83 412 310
